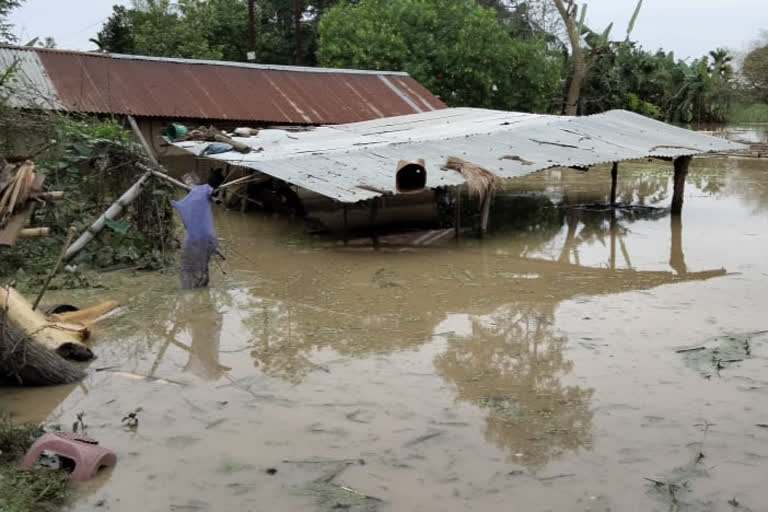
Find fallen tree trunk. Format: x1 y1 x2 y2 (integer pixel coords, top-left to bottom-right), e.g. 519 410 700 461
0 286 92 361
0 310 85 386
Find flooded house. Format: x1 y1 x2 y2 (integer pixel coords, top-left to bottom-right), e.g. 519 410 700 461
0 44 446 224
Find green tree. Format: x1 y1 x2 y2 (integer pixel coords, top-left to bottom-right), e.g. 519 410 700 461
93 1 341 65
317 0 561 112
0 0 23 43
90 5 135 53
742 44 768 103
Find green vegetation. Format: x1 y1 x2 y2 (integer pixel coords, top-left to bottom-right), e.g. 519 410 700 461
0 412 71 512
0 0 23 43
728 104 768 123
317 0 561 112
0 112 178 289
92 0 338 65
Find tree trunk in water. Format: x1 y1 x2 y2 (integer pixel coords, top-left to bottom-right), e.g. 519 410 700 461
553 0 586 116
0 310 85 386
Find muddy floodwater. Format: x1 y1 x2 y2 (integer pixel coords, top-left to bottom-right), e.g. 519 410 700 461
2 151 768 511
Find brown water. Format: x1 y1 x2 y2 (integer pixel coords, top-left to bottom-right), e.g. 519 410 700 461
2 155 768 512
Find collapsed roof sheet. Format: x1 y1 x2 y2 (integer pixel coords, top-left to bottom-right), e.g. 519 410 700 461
172 107 747 203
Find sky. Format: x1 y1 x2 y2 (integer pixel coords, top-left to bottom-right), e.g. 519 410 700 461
8 0 768 60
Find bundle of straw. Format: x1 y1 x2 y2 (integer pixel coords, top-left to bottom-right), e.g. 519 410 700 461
442 157 502 202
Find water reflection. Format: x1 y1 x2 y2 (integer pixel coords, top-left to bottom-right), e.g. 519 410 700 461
434 304 593 469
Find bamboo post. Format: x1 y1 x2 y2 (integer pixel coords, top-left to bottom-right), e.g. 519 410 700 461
369 197 379 248
610 162 619 206
32 226 77 310
127 114 158 166
454 187 461 241
64 172 152 262
671 156 692 215
479 191 492 237
343 204 349 245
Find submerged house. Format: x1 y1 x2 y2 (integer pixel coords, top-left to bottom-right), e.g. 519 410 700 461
169 107 746 233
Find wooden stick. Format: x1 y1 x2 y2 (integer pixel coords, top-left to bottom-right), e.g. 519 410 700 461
128 114 159 165
135 163 191 191
33 226 77 310
19 227 49 238
31 191 64 201
217 174 268 190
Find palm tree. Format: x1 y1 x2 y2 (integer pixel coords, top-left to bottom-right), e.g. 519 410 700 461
708 47 734 80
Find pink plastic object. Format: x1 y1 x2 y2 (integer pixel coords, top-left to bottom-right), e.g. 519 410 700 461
20 432 117 482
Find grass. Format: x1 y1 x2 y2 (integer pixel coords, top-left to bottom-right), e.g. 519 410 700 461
727 103 768 123
0 412 71 512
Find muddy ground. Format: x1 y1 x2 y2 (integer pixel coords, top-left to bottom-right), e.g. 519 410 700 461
1 147 768 511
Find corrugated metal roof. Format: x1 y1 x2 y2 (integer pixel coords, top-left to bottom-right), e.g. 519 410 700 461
0 45 444 123
0 47 63 109
172 107 748 203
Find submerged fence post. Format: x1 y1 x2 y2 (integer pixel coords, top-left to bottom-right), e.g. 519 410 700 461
454 187 461 241
343 204 349 245
479 191 492 237
610 162 619 206
671 156 692 215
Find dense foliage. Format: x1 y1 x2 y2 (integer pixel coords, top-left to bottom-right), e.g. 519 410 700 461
317 0 562 112
92 0 338 65
0 0 22 43
0 108 178 289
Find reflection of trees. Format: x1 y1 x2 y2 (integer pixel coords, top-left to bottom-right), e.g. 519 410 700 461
697 158 768 214
558 206 667 269
434 303 593 469
243 298 323 384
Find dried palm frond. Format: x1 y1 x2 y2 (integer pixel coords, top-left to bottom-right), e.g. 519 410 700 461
442 157 502 202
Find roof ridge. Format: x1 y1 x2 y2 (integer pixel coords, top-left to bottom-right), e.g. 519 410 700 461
0 44 410 76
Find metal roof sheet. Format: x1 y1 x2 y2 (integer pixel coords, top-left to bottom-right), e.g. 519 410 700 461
0 45 444 123
172 107 748 203
0 47 63 109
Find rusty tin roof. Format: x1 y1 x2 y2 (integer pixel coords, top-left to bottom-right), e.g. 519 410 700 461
0 45 445 124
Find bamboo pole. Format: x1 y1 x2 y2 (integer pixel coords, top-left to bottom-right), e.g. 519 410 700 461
64 172 152 262
33 226 77 310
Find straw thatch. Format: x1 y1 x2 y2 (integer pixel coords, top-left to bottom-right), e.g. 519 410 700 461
443 157 502 201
